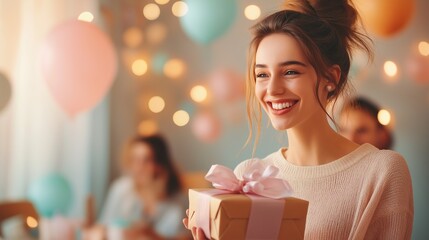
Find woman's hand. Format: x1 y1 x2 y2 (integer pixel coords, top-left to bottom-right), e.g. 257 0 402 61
182 209 208 240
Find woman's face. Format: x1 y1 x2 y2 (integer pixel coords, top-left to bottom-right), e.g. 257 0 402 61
129 142 156 184
254 33 328 130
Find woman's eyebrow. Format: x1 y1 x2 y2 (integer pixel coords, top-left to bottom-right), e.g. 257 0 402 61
255 60 307 68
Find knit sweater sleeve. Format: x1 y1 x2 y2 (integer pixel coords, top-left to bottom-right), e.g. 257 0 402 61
364 151 414 240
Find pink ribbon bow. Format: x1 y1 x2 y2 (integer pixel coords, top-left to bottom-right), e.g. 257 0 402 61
205 161 293 199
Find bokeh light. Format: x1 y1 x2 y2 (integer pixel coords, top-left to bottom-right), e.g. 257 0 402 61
173 110 190 126
384 61 398 77
26 216 38 228
190 85 208 103
377 109 391 126
148 96 165 113
143 3 160 20
78 11 94 22
138 120 159 136
123 27 143 48
155 0 170 5
146 22 167 45
132 59 148 76
172 1 188 17
418 41 429 56
244 5 261 20
164 58 186 79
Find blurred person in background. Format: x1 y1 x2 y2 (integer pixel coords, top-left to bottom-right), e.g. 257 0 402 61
339 96 393 150
84 134 190 240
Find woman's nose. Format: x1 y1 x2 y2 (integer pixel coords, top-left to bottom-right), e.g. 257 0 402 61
267 76 285 95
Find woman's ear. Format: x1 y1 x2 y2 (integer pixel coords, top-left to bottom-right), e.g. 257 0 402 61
329 64 341 84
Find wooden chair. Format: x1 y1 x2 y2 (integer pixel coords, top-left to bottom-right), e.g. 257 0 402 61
0 200 39 237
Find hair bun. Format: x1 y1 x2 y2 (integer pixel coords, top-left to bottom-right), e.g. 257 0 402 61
283 0 372 60
313 0 372 58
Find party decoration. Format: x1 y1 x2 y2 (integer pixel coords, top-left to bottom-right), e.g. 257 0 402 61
179 0 237 44
353 0 415 37
28 173 73 218
406 54 429 84
207 69 245 103
191 111 221 142
0 72 12 113
40 20 117 117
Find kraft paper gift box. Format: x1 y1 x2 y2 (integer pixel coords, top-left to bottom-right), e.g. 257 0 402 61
188 188 309 240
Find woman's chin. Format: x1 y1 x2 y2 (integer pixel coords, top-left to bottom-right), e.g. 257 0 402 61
271 121 291 131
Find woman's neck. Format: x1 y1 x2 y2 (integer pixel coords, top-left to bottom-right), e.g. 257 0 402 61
285 118 359 166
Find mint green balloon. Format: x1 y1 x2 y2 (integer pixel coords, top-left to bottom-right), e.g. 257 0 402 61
180 0 237 45
28 173 73 218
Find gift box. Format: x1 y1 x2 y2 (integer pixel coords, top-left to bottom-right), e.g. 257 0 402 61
188 188 309 240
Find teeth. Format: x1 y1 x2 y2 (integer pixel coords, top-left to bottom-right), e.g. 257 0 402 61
272 102 294 110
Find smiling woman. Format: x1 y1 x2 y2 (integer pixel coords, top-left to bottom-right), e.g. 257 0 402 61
183 0 414 239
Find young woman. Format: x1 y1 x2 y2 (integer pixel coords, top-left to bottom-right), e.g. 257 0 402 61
86 135 190 240
339 96 394 150
184 0 413 239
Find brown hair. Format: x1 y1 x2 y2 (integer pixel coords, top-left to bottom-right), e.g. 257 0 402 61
121 134 183 197
246 0 372 150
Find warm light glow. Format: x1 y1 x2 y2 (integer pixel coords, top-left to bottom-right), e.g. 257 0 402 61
244 5 261 20
78 11 94 22
155 0 170 5
377 109 391 126
172 1 188 17
173 110 190 126
148 96 165 113
164 58 186 79
138 120 159 136
132 59 148 76
143 3 160 20
418 41 429 56
190 85 208 103
26 216 38 228
384 61 398 77
123 27 143 48
146 23 167 44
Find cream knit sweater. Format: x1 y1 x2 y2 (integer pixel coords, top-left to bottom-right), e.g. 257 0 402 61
234 143 414 239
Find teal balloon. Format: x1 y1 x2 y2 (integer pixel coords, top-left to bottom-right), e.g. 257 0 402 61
180 0 237 45
0 72 12 112
28 173 73 218
152 52 169 74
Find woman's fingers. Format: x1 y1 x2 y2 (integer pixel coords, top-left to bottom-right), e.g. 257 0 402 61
196 228 207 240
186 209 206 240
191 227 197 240
182 217 188 229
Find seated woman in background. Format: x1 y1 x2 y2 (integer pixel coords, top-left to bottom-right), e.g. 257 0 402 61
86 134 189 240
339 96 394 150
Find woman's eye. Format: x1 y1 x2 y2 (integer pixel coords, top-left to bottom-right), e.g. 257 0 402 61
256 73 268 78
285 70 299 75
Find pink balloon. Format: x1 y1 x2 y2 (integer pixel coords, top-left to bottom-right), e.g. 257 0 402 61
208 69 245 103
406 54 429 84
40 20 117 116
191 112 221 142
